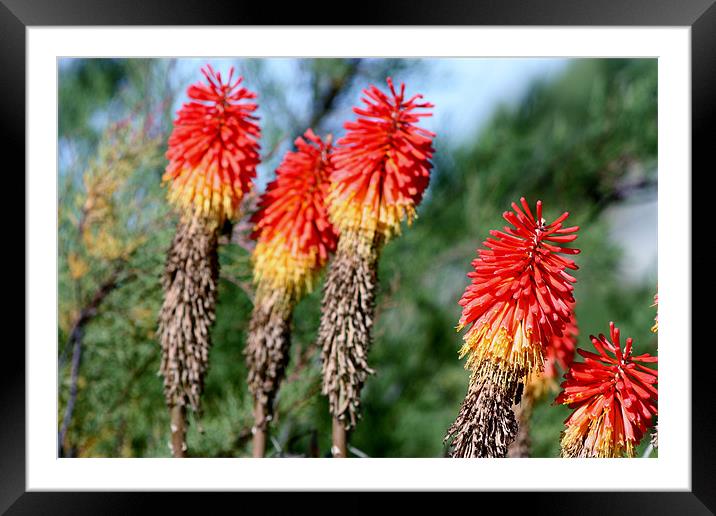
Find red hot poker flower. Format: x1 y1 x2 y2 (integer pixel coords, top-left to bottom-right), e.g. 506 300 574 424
556 322 658 457
329 78 435 244
164 65 261 223
251 129 338 295
246 130 338 455
458 198 580 387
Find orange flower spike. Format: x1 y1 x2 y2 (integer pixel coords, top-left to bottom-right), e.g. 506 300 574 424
317 80 435 445
457 198 580 386
329 78 435 243
158 65 261 456
557 322 658 457
251 129 338 296
164 65 261 223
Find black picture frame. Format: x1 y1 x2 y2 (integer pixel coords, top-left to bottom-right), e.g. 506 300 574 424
4 0 712 513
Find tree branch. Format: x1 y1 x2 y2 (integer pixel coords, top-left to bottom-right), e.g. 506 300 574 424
58 266 136 456
307 58 362 131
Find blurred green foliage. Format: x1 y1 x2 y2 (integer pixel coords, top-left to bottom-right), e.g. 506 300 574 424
58 58 657 458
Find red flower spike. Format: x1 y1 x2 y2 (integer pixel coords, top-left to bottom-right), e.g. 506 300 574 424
329 78 435 243
251 129 338 295
457 198 580 387
557 322 658 458
163 65 261 223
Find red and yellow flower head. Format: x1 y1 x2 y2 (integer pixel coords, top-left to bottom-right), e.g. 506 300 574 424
163 65 261 224
556 322 658 457
251 129 338 296
457 198 580 387
329 78 435 245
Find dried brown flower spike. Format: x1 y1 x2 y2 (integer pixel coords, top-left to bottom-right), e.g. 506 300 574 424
318 230 381 436
445 199 579 458
157 66 260 457
246 130 337 457
159 216 219 455
319 79 435 457
445 364 519 458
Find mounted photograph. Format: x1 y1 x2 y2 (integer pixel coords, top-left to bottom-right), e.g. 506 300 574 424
57 56 658 459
